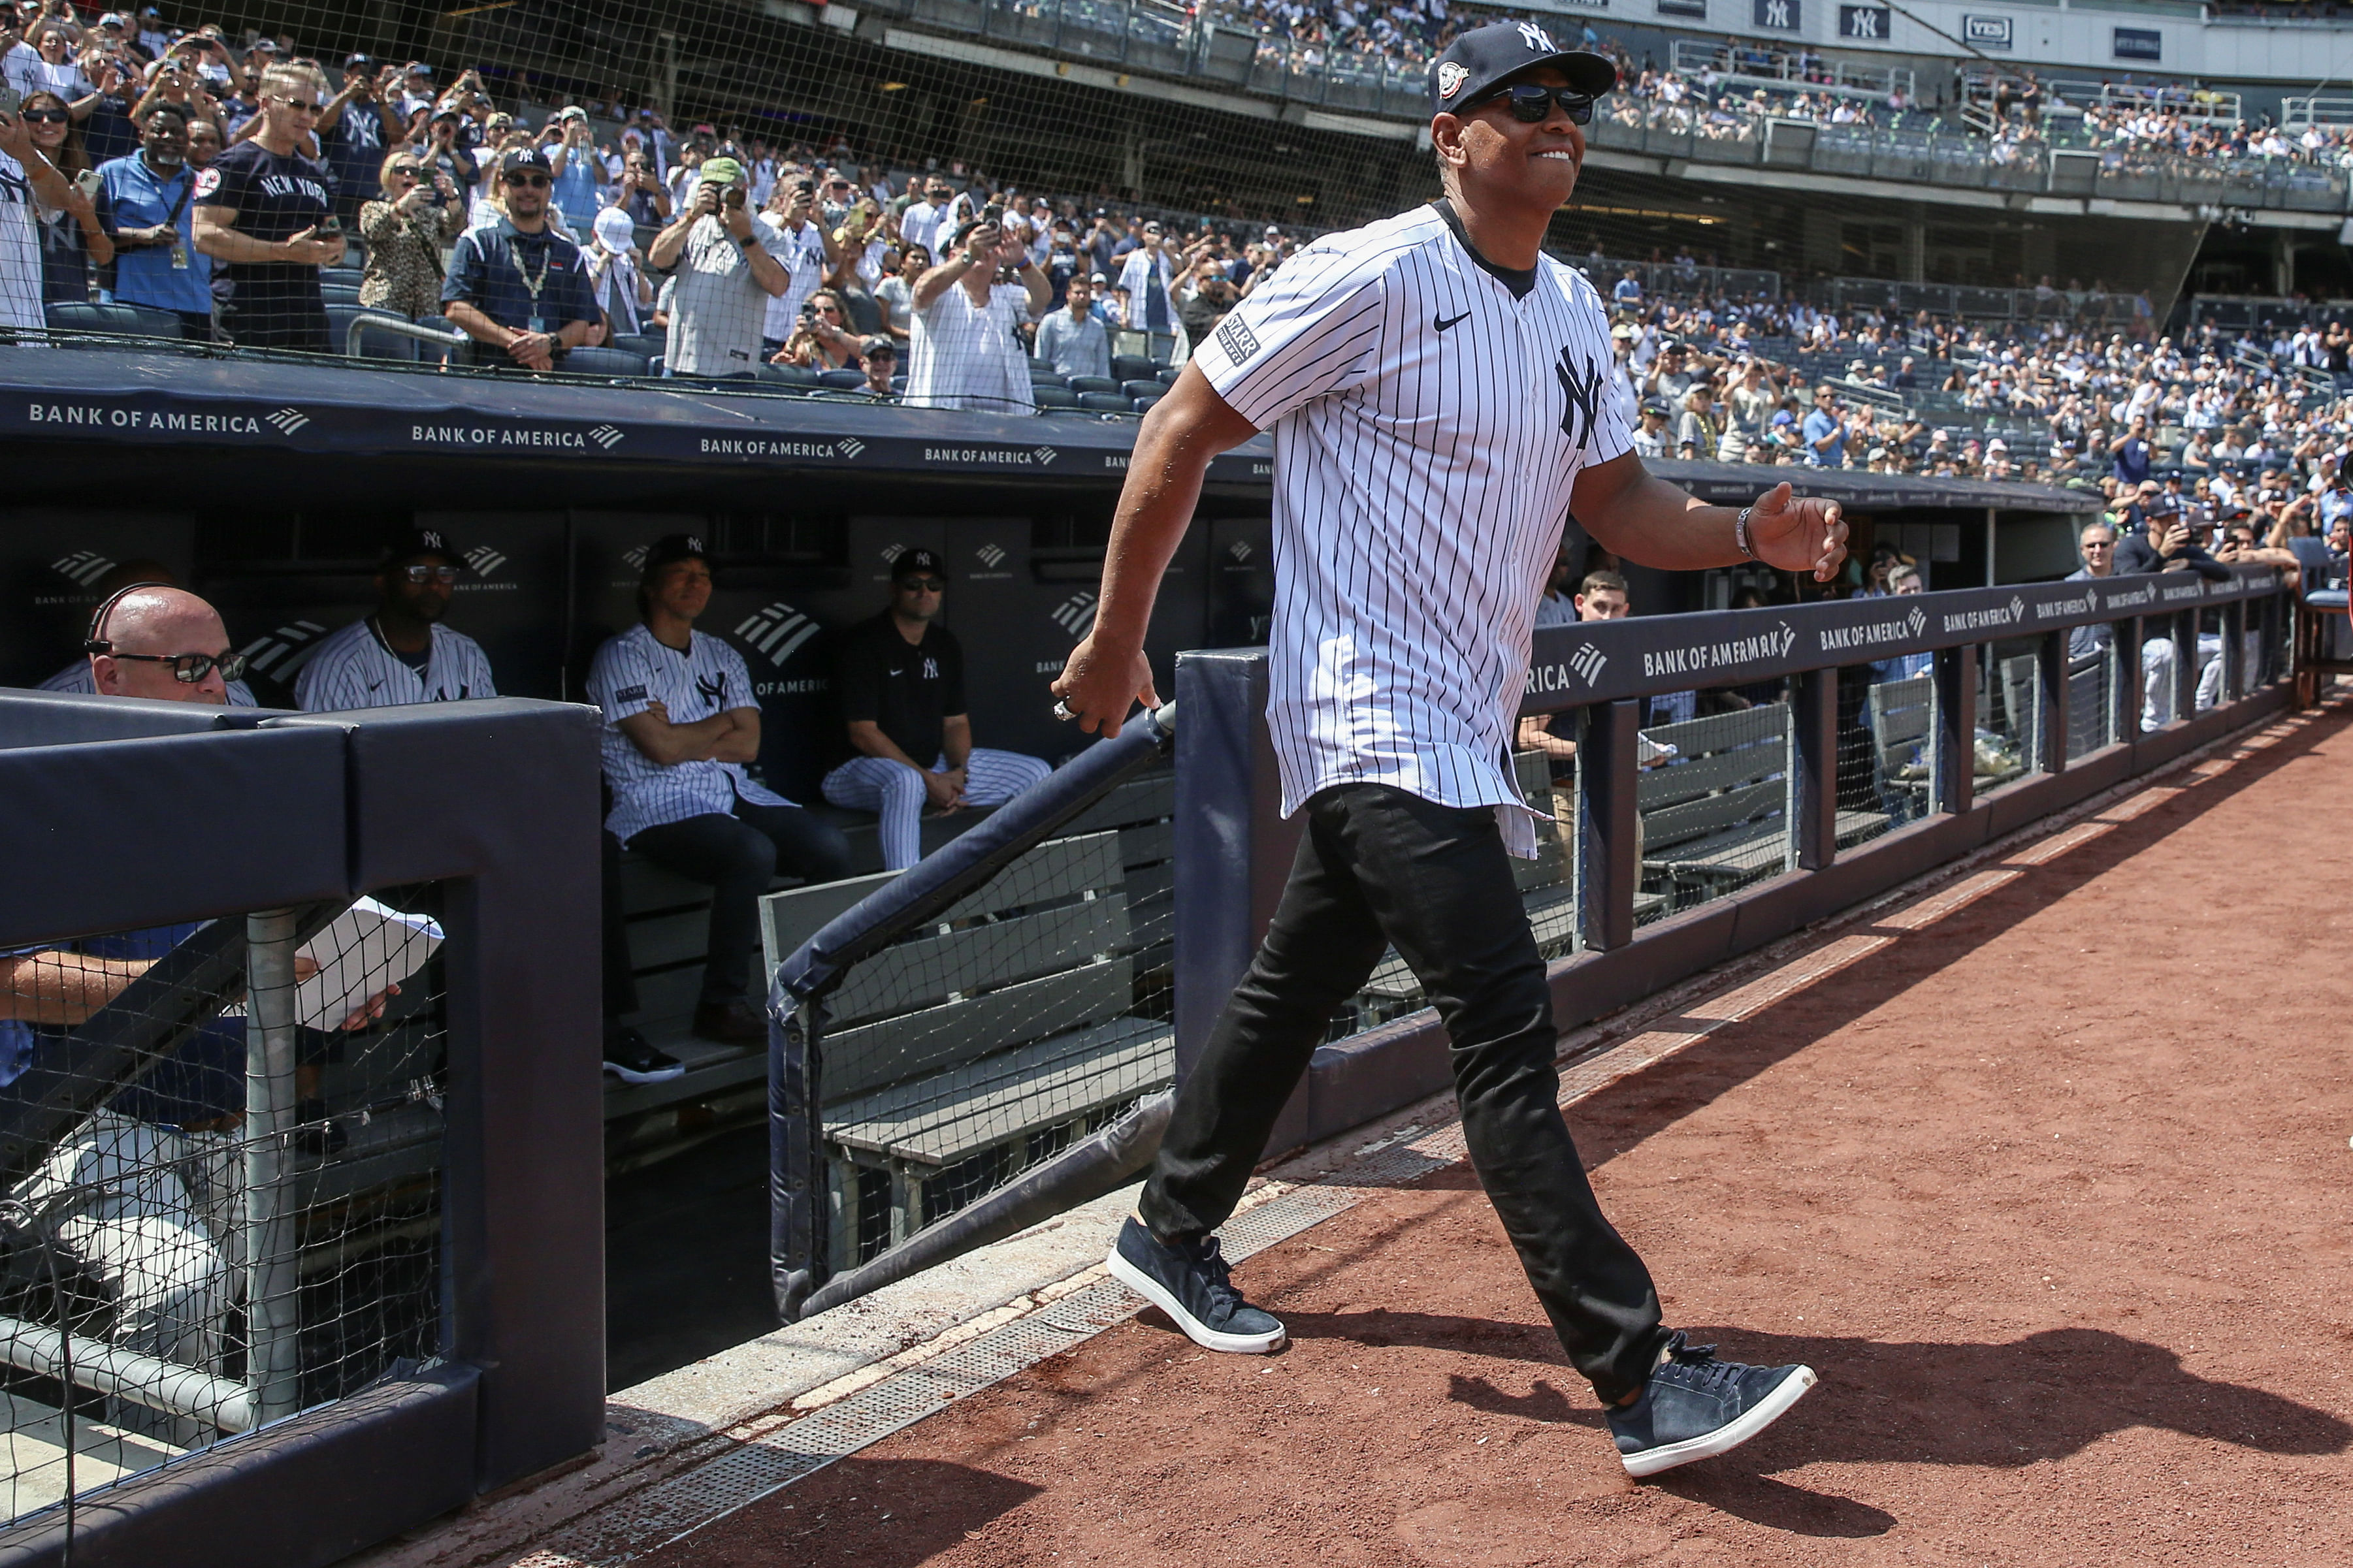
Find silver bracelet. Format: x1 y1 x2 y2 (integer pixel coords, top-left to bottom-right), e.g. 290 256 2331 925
1734 504 1759 560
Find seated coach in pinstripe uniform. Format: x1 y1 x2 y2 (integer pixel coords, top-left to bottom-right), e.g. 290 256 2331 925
589 534 854 1053
820 549 1052 871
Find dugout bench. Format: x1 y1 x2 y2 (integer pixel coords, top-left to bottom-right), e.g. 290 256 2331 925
755 767 1175 1272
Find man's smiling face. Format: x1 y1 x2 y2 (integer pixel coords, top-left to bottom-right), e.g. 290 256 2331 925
1437 63 1587 210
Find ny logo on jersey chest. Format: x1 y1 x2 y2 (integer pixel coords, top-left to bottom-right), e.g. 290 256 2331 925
696 671 730 710
1555 347 1606 449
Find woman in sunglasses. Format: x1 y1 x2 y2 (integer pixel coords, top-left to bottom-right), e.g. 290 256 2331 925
0 93 76 344
359 150 464 321
19 89 111 304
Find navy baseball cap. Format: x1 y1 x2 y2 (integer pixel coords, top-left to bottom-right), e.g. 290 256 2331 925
892 547 946 583
500 147 553 178
1430 20 1615 116
381 524 464 568
641 534 709 576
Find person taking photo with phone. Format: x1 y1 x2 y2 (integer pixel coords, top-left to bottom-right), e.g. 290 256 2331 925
18 87 108 304
0 88 76 343
192 59 341 351
647 153 789 377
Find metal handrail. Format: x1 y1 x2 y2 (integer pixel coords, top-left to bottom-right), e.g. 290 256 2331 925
344 312 469 359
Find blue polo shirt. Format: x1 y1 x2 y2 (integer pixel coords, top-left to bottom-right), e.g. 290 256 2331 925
98 151 211 315
442 217 599 334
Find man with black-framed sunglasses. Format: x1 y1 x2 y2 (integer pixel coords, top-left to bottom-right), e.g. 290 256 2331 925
296 526 500 711
442 146 598 372
192 59 340 351
1054 16 1842 1480
82 583 245 705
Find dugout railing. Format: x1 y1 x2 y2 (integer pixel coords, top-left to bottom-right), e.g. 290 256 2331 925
1173 566 2303 1160
0 692 602 1568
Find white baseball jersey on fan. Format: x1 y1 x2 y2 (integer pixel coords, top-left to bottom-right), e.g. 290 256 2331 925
38 660 258 706
905 280 1033 412
587 621 792 845
293 619 498 711
0 148 48 344
1189 199 1632 858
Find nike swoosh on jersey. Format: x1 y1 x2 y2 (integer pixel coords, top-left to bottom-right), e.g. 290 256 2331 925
1435 311 1471 332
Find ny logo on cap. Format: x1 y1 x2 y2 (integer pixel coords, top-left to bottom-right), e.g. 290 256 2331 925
687 535 705 554
421 530 446 551
1518 21 1556 52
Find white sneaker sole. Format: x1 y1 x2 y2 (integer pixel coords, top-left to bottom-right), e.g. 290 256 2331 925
1105 1247 1287 1354
1619 1364 1818 1479
604 1060 686 1085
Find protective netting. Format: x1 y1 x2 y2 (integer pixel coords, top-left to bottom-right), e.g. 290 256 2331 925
0 889 447 1526
771 752 1172 1277
0 0 2252 417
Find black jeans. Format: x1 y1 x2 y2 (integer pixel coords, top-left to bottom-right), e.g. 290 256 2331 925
1139 784 1667 1403
626 801 854 1006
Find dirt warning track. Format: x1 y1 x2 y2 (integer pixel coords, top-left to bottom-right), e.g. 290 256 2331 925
651 705 2353 1568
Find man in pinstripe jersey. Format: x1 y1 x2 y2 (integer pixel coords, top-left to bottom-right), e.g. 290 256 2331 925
1055 20 1849 1477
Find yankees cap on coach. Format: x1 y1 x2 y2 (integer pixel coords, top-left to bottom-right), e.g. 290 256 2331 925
1429 20 1617 116
641 532 711 578
380 525 464 568
891 547 947 583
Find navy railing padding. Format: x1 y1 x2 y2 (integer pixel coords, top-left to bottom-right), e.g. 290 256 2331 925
769 703 1176 1319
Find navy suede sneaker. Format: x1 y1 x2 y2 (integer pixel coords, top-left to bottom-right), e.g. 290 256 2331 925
1105 1216 1286 1354
1606 1331 1816 1478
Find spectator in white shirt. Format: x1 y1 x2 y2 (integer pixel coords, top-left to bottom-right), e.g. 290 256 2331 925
645 153 790 377
905 214 1048 413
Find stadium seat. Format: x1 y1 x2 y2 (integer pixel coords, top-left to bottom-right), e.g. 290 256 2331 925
1033 385 1080 408
320 283 363 308
647 355 665 376
325 304 419 361
562 345 650 377
1156 365 1178 384
1121 379 1164 400
1029 359 1065 384
1131 394 1163 415
116 303 185 340
44 302 144 342
817 368 868 389
890 374 907 392
1077 391 1131 413
1069 375 1122 394
1111 353 1157 383
609 332 664 361
761 363 822 387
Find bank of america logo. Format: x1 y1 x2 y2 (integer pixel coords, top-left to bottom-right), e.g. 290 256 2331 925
1568 642 1606 684
1227 540 1253 563
265 407 310 434
50 550 116 586
463 545 508 577
1052 591 1098 637
1906 605 1927 637
976 543 1007 568
2008 594 2026 622
587 424 625 450
623 545 650 571
1033 446 1058 466
880 543 905 564
836 437 866 458
736 601 820 668
238 620 327 677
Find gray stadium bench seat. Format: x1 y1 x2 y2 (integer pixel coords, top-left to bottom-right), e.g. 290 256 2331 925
1156 364 1178 385
1637 705 1883 911
320 282 363 308
562 345 649 377
756 766 1175 1268
1131 394 1162 415
1077 391 1131 413
609 331 664 361
1028 360 1066 385
1068 375 1122 395
116 302 186 339
1120 379 1165 400
1033 386 1081 409
760 362 821 388
1111 353 1157 383
326 304 419 362
818 368 868 389
45 302 150 342
1866 673 1934 818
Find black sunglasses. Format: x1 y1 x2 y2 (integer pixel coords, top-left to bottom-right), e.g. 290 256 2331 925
898 575 946 592
504 171 551 187
19 108 69 123
105 649 251 684
1472 84 1596 125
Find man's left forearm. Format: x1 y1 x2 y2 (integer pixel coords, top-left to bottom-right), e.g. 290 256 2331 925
942 716 973 770
1574 456 1744 571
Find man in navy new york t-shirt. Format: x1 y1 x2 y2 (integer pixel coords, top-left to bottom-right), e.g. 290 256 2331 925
193 62 344 351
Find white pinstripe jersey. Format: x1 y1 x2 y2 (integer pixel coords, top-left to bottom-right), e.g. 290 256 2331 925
1192 200 1633 856
293 619 498 711
587 621 791 844
38 660 258 707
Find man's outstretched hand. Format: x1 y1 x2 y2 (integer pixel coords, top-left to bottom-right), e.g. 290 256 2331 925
1051 635 1159 737
1745 481 1848 582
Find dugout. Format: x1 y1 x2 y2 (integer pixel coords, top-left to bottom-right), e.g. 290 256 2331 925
0 352 2090 1142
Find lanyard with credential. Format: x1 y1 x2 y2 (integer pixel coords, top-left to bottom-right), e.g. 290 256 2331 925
509 234 552 333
